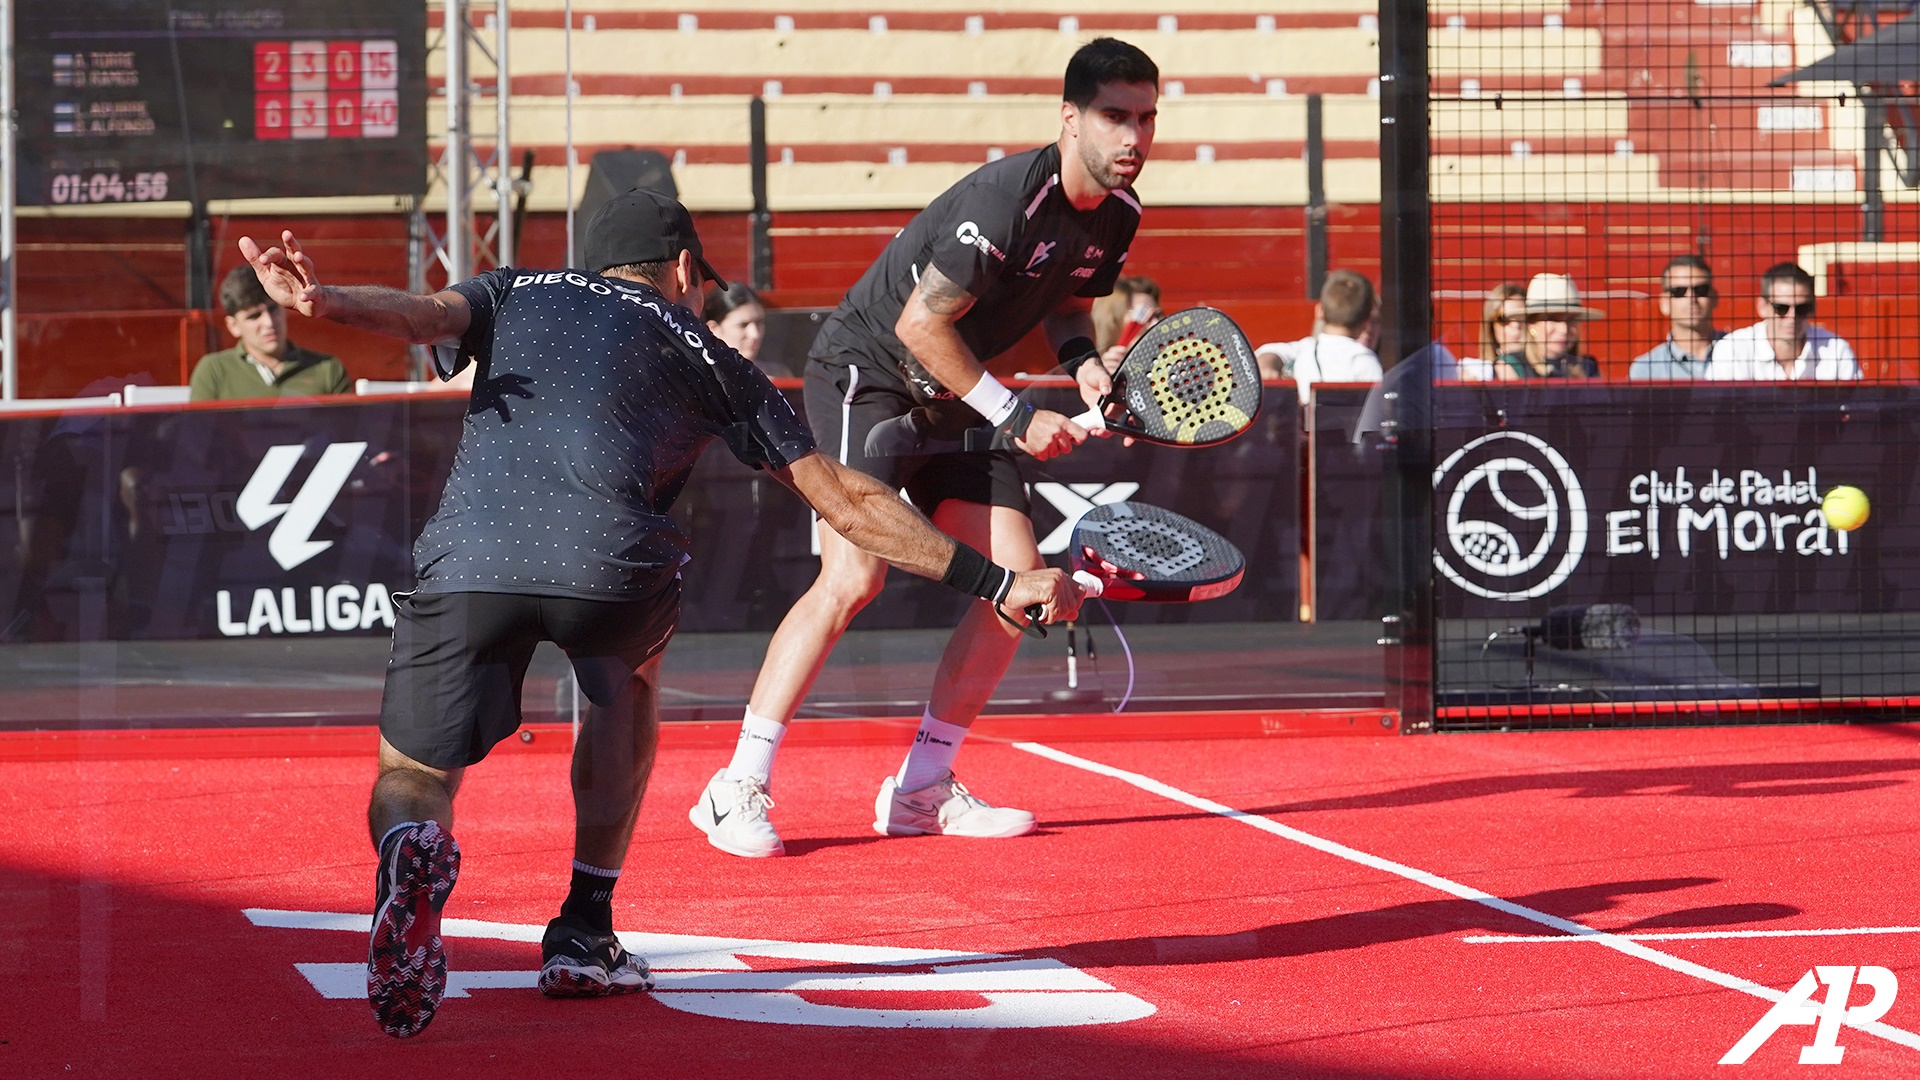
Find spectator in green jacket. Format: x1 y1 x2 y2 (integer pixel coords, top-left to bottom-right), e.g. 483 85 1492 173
189 265 351 401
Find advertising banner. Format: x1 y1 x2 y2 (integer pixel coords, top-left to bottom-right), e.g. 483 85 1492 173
1429 385 1917 618
0 386 1301 643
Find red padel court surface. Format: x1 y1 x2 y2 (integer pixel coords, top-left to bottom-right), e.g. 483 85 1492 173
4 720 1920 1078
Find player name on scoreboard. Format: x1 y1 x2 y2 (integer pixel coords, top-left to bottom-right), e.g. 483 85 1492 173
19 0 428 205
254 39 400 140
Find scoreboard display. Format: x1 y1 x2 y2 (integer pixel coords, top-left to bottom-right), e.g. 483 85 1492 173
19 1 428 206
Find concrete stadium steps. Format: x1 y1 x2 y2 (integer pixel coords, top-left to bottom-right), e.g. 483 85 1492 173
1430 27 1604 78
455 157 1382 213
490 0 1379 18
490 9 1373 31
507 73 1372 96
445 93 1381 154
1656 147 1860 190
1626 99 1837 156
431 27 1385 83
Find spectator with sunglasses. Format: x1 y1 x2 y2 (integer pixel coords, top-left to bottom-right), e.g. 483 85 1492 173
1629 255 1724 380
1707 262 1859 381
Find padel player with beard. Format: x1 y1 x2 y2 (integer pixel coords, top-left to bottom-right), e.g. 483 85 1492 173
237 190 1081 1038
690 37 1158 857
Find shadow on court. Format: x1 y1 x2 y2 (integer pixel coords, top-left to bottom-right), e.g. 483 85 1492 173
1038 757 1920 832
1042 877 1800 969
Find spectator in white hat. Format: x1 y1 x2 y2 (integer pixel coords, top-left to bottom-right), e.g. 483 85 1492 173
1497 273 1600 380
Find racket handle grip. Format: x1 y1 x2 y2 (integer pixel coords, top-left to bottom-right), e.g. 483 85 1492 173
1070 406 1106 432
1072 570 1105 598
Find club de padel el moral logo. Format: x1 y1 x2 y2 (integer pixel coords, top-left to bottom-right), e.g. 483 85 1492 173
1432 430 1588 601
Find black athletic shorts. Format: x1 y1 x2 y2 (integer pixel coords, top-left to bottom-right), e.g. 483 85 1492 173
379 577 681 770
803 356 1030 517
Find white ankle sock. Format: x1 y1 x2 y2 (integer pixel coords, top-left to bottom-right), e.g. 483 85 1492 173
724 710 787 784
897 709 968 792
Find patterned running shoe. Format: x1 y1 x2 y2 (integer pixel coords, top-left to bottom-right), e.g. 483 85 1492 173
366 820 461 1038
688 769 785 858
874 772 1037 838
538 914 655 998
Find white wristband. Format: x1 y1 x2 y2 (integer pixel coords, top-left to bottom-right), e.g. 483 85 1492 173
960 371 1020 427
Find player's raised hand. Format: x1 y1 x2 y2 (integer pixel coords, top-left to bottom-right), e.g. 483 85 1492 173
1004 566 1083 625
237 230 327 318
1013 409 1090 460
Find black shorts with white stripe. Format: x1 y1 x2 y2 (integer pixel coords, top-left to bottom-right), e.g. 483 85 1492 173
800 354 1030 517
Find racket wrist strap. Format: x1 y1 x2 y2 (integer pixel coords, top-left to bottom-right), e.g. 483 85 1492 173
960 371 1020 427
941 541 1016 603
1056 336 1099 378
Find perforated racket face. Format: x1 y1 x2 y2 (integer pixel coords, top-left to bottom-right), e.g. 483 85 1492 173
1071 501 1245 602
1115 308 1261 446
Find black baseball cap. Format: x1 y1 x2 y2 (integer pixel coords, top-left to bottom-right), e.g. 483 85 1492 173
583 187 727 288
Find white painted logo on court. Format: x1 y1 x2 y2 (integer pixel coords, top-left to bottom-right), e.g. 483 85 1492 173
248 909 1155 1029
1722 966 1899 1065
1432 430 1587 601
237 442 366 570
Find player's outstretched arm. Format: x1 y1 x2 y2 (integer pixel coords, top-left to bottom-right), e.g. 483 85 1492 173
772 452 1081 621
237 230 472 345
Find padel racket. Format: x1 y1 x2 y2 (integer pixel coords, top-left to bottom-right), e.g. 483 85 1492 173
1016 501 1245 636
1069 307 1261 448
1066 501 1245 601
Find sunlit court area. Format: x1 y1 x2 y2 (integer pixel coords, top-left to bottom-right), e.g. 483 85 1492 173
4 0 1920 1075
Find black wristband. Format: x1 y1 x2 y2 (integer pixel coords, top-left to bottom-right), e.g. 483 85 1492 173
1057 336 1099 378
940 541 1014 603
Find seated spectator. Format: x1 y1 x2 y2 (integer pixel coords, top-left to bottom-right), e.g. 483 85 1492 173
1629 255 1723 380
1707 262 1859 381
1497 274 1600 380
1474 283 1526 380
1256 269 1383 403
1092 275 1163 368
189 265 350 401
703 283 791 378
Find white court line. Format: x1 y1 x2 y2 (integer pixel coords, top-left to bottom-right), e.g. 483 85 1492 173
1013 741 1920 1054
1467 926 1920 944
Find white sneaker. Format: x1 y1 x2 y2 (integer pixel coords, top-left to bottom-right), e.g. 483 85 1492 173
689 769 785 858
874 772 1037 839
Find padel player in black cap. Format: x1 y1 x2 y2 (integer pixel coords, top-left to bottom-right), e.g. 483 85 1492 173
236 188 1082 1039
689 37 1157 858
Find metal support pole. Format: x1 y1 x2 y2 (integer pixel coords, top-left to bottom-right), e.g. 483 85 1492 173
1862 92 1885 243
1378 0 1434 732
186 202 212 311
564 0 576 268
1305 92 1327 299
0 0 14 400
443 0 470 283
750 96 772 290
493 0 512 267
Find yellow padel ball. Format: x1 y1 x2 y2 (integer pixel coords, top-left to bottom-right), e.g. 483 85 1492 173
1823 485 1870 532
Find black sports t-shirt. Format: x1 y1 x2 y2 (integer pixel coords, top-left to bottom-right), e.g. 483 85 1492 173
810 143 1141 390
413 268 817 600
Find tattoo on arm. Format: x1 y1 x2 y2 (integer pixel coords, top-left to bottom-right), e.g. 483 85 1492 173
321 285 469 344
913 266 976 319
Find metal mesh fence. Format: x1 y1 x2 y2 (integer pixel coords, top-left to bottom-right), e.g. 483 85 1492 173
1411 0 1920 729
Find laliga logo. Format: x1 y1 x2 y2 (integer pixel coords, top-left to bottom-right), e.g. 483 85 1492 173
1432 431 1588 601
238 442 367 571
